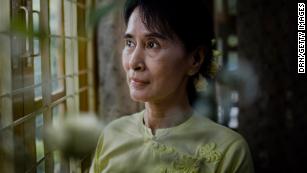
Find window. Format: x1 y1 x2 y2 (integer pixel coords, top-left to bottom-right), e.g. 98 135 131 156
0 0 96 172
214 0 240 128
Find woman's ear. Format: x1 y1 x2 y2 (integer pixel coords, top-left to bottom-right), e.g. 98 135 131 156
187 47 205 76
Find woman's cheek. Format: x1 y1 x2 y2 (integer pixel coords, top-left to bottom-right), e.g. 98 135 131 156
122 51 130 72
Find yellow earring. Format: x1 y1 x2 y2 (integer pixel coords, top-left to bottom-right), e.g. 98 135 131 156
195 75 207 92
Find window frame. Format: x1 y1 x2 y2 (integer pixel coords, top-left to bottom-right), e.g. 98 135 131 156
0 0 96 172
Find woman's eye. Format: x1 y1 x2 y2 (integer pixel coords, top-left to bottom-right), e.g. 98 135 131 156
146 41 160 49
125 40 135 48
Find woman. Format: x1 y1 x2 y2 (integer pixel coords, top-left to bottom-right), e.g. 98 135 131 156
90 0 254 172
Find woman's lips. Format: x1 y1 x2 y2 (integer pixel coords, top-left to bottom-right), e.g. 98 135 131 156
129 78 149 89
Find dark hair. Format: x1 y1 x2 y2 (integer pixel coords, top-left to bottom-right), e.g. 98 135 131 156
124 0 215 105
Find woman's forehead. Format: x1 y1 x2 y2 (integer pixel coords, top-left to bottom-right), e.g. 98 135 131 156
125 8 149 35
126 7 176 41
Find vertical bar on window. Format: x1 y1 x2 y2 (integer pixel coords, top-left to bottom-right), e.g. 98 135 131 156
50 37 65 94
35 114 44 162
0 0 13 129
73 39 80 114
0 24 12 167
0 128 14 173
72 2 80 115
40 0 53 172
86 0 97 112
77 2 88 111
49 0 62 35
65 38 76 114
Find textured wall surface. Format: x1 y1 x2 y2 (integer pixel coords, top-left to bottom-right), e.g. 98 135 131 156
237 1 307 172
96 0 143 122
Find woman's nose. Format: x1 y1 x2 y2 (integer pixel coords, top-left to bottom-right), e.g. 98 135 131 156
129 46 145 71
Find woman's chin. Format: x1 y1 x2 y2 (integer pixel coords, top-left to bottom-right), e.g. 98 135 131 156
129 91 149 102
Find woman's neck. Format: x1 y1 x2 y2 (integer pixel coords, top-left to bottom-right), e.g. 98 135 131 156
144 97 193 135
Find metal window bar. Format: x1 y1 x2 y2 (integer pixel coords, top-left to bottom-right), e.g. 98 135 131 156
20 53 41 59
0 69 91 98
49 34 89 41
0 31 10 35
0 86 90 131
0 31 90 41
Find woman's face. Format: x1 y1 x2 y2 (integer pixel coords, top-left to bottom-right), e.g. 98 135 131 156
122 8 193 103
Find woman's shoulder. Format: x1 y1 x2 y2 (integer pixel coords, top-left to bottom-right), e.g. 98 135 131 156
189 113 246 144
188 114 252 166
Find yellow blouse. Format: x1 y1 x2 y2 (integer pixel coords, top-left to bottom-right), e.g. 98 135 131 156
90 110 254 173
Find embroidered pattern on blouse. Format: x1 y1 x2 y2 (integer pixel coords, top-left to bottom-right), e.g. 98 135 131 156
151 142 222 173
196 143 222 163
159 154 201 173
152 141 175 154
